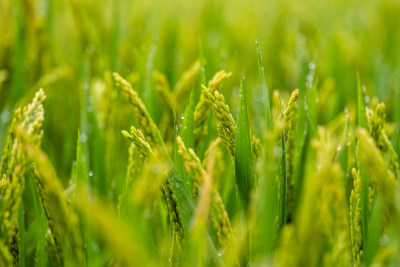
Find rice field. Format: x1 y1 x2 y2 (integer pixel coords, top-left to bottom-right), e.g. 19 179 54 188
1 0 400 266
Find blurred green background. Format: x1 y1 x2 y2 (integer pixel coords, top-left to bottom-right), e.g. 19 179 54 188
1 0 399 186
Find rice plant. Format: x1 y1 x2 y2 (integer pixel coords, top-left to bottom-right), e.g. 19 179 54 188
1 0 400 266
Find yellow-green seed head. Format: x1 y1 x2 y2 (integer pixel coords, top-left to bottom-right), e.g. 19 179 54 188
201 84 236 160
194 70 231 147
113 72 158 145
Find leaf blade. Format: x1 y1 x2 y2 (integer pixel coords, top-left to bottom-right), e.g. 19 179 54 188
256 40 272 131
234 74 255 209
357 72 368 129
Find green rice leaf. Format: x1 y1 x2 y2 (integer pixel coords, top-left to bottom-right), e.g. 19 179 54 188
307 75 318 139
18 201 26 267
360 164 369 253
173 132 190 198
357 72 369 252
255 131 279 257
358 133 370 255
75 130 88 186
181 85 198 150
279 100 287 229
365 196 384 266
176 85 199 197
335 115 350 191
168 168 195 232
357 72 368 129
292 89 308 215
255 40 272 131
234 74 255 209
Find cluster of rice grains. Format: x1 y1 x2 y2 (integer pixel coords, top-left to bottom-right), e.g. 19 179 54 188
1 56 400 267
0 90 83 266
0 89 46 266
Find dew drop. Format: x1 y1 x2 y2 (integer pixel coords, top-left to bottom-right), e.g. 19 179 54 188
152 165 163 174
1 109 11 124
380 234 389 246
80 134 87 143
143 209 153 219
362 85 367 93
92 242 100 253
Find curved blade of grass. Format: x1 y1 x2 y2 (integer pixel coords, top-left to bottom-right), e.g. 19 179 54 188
234 74 255 209
255 40 272 131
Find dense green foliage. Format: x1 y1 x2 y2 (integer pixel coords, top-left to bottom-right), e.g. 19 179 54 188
1 0 400 266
